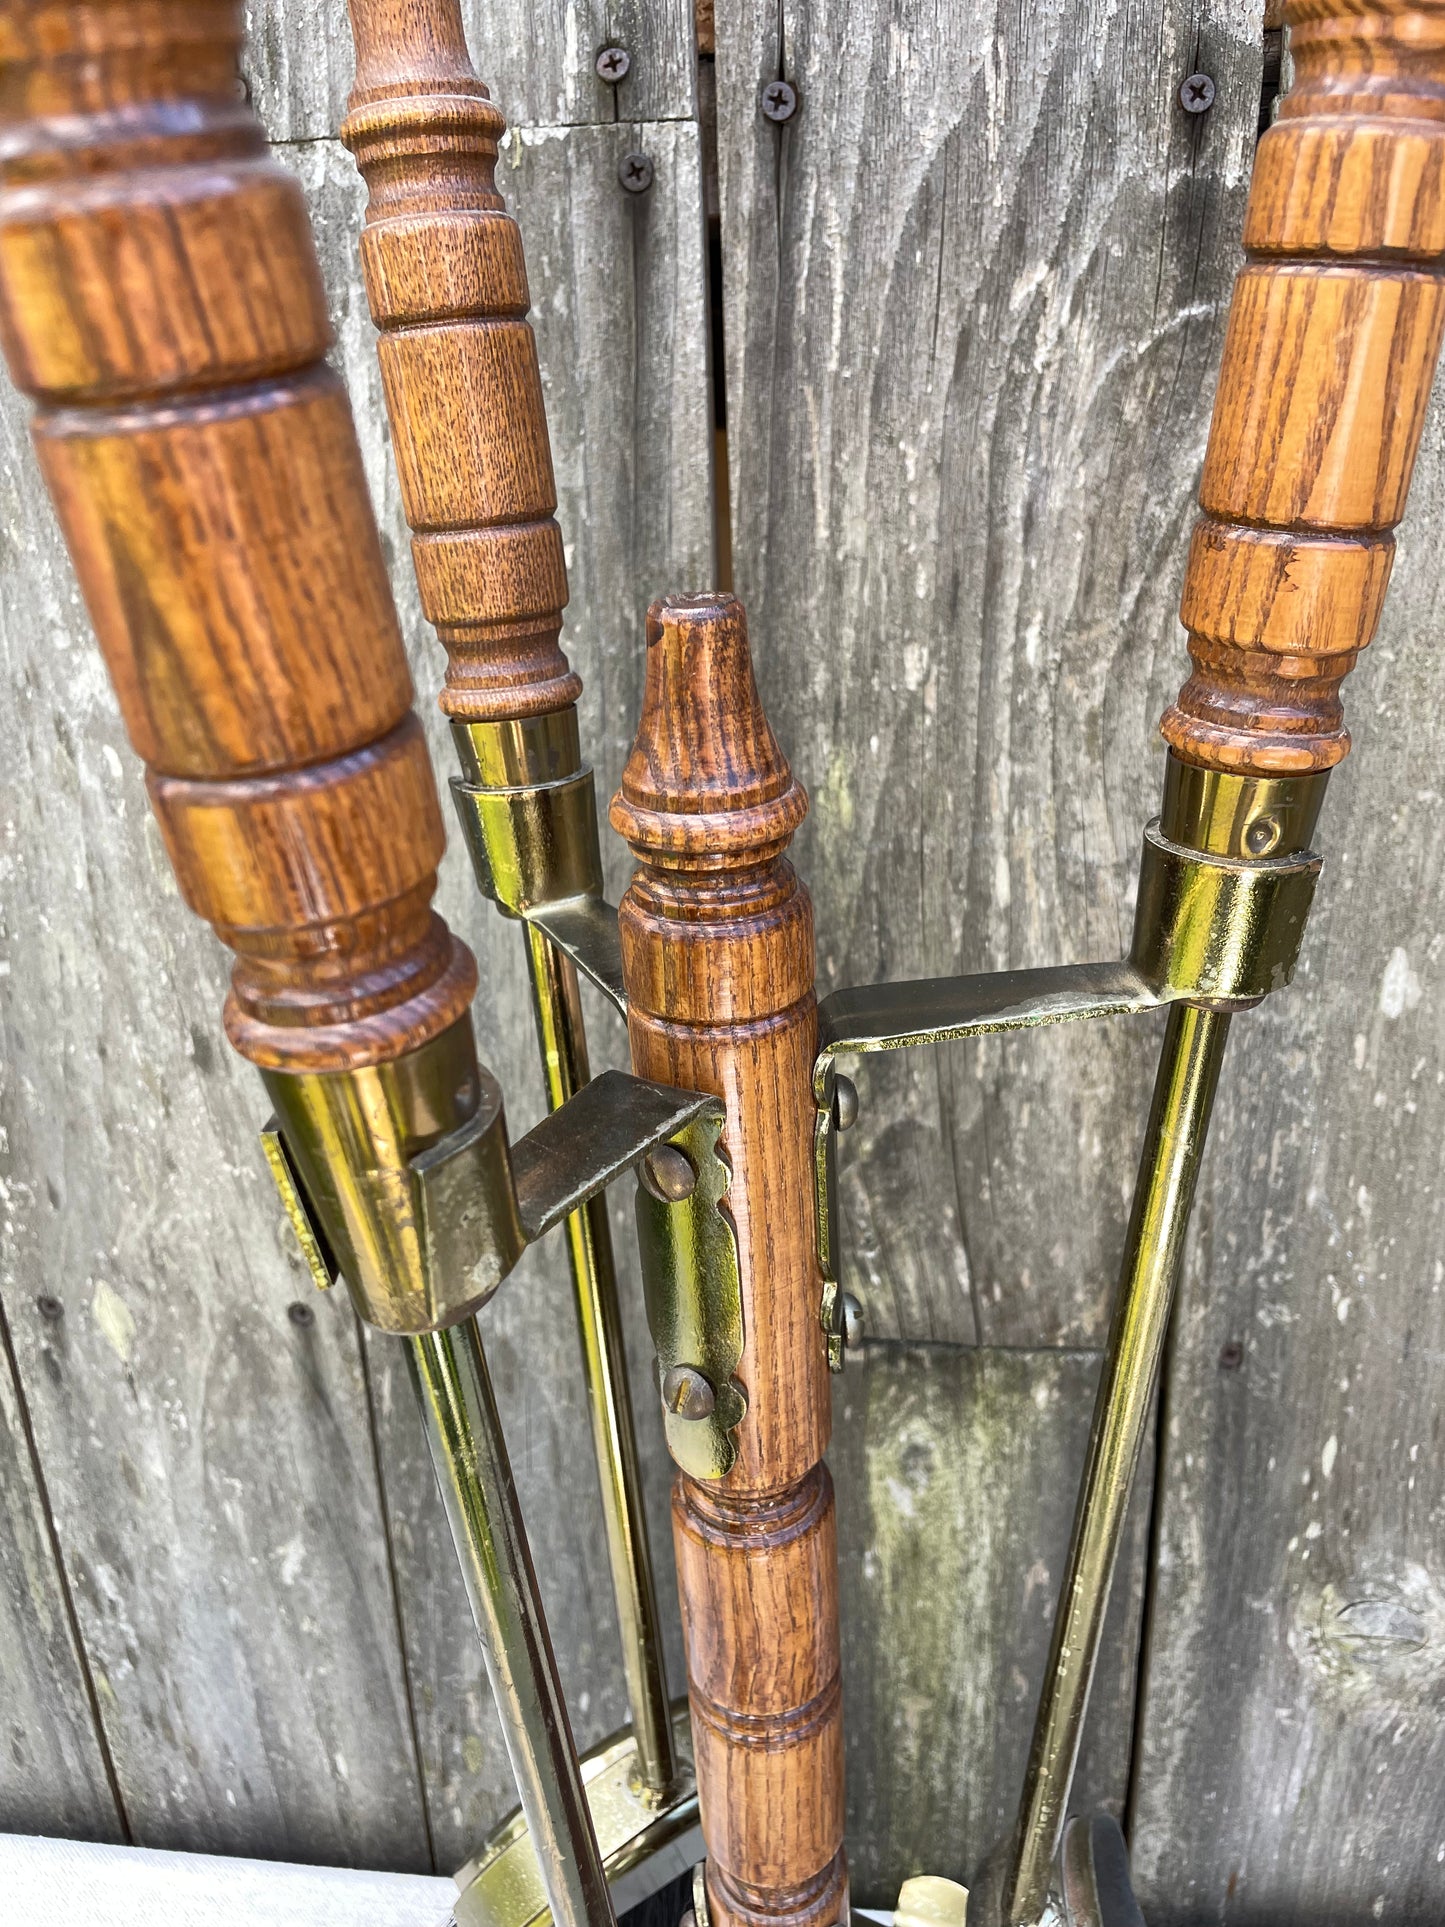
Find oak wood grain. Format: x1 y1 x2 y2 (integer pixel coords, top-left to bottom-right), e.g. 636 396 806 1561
612 595 846 1927
1164 0 1445 773
0 0 475 1074
0 367 434 1851
342 0 580 722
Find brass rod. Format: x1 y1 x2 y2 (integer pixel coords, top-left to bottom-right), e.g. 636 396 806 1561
522 919 679 1799
1001 1001 1232 1925
407 1321 615 1927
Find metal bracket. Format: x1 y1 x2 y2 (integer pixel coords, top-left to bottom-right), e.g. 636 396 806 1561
260 1117 339 1294
635 1112 748 1480
812 773 1325 1369
262 1066 747 1477
450 765 628 1017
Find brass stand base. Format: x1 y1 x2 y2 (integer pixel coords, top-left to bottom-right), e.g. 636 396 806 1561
454 1709 701 1927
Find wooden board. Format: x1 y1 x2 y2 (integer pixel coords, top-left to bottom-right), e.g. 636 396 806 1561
0 1312 123 1841
1129 390 1445 1920
714 0 1261 1349
830 1344 1152 1907
243 0 697 142
280 120 713 1872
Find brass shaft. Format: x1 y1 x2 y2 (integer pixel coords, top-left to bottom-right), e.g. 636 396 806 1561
523 920 679 1798
408 1321 615 1927
1001 1000 1231 1925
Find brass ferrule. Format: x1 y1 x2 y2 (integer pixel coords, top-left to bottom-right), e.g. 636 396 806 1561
1159 754 1329 860
452 709 583 788
450 710 608 920
1129 755 1329 1009
262 1015 526 1335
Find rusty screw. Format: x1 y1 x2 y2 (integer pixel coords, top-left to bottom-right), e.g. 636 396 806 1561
596 45 631 83
619 150 655 194
662 1365 716 1421
761 79 798 123
1180 72 1216 114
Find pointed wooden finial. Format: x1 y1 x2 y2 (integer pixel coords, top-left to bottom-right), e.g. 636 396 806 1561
610 594 807 867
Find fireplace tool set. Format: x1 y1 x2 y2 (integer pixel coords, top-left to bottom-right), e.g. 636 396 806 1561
0 1 1439 1922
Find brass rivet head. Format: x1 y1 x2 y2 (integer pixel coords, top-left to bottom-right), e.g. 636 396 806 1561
662 1365 716 1421
833 1074 859 1132
1245 814 1281 856
641 1144 697 1202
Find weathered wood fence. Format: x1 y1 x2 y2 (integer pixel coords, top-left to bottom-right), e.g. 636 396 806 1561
2 4 1441 1921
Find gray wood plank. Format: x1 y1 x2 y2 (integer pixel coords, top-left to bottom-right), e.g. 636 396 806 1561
244 0 696 145
0 333 431 1871
716 0 1262 1349
1129 396 1445 1922
831 1343 1152 1907
280 120 712 1872
0 1311 124 1841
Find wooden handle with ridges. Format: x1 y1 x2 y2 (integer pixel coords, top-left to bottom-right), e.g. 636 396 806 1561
341 0 580 722
610 597 846 1927
1163 0 1445 774
0 0 476 1071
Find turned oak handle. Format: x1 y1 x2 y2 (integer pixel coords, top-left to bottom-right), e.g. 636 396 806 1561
0 0 476 1072
1164 0 1445 775
341 0 580 723
611 599 847 1927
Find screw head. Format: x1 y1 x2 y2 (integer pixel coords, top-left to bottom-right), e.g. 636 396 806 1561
641 1144 697 1202
662 1365 716 1421
35 1294 64 1323
841 1293 866 1351
1218 1339 1244 1371
619 151 655 194
1244 814 1281 856
1180 72 1216 114
761 79 799 123
288 1300 316 1329
596 45 631 83
832 1074 859 1133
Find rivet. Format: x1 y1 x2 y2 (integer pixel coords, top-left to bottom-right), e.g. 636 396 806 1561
833 1074 859 1132
761 79 799 123
288 1300 316 1329
596 45 631 83
35 1294 64 1322
641 1144 697 1202
842 1293 866 1351
619 151 655 194
1180 72 1216 114
662 1365 716 1421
